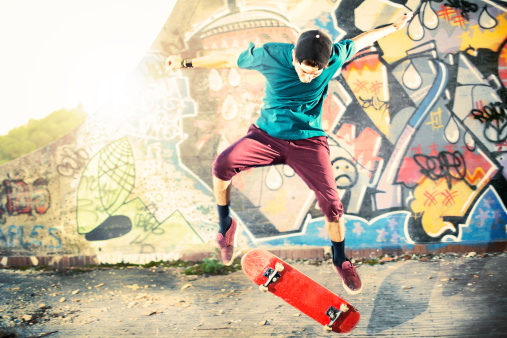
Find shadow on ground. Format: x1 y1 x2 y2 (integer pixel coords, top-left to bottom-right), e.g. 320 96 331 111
366 261 440 335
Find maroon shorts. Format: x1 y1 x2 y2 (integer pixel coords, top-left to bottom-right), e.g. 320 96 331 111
213 124 343 221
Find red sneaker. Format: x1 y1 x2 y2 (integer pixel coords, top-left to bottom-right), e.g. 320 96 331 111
216 218 237 266
333 260 362 295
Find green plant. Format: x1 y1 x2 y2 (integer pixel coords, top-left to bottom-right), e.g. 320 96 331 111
182 255 242 276
202 254 223 274
363 258 380 266
0 106 87 164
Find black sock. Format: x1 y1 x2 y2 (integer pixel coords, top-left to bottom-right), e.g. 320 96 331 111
217 204 232 236
331 240 347 267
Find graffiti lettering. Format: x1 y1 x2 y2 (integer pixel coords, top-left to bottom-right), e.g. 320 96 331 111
135 213 164 235
4 180 30 215
76 176 101 224
413 151 476 190
359 95 390 114
31 225 44 245
76 198 100 223
1 178 50 218
80 175 99 192
32 178 50 214
470 102 507 143
57 147 89 177
0 225 61 249
471 102 506 123
435 0 479 20
130 213 164 244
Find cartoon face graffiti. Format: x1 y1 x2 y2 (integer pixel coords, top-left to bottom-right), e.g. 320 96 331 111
332 157 358 189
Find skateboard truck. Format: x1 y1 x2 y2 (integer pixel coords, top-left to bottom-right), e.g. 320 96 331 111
259 262 284 292
324 304 349 332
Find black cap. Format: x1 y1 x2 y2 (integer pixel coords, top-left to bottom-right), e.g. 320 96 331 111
295 30 333 70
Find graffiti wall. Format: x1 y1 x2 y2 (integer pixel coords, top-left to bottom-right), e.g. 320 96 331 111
1 0 506 264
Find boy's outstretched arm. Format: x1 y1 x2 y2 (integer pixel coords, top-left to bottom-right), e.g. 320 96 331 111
166 50 242 72
351 12 414 52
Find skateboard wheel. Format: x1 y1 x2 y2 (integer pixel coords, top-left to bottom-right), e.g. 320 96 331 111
259 284 268 292
340 304 349 312
323 325 333 332
275 262 284 271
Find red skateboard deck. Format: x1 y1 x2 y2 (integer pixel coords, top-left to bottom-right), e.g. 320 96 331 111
241 249 360 333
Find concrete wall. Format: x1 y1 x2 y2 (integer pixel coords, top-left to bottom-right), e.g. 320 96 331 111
1 0 507 266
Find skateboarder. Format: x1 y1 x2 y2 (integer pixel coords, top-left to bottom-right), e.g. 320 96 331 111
166 12 413 295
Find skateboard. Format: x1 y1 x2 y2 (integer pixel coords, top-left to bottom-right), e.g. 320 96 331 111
241 249 360 333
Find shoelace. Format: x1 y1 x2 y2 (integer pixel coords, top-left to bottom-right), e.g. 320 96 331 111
343 264 357 277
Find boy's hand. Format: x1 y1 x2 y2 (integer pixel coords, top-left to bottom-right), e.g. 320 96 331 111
165 55 183 72
393 12 414 31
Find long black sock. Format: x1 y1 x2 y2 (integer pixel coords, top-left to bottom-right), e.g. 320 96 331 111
331 240 347 267
217 204 232 236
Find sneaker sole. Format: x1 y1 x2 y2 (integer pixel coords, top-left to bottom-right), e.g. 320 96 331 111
332 262 362 296
222 219 239 266
223 250 235 266
342 281 362 295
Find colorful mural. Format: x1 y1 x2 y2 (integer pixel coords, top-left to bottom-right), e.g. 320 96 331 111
1 0 506 263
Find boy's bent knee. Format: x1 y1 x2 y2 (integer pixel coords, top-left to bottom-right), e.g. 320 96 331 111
321 200 344 222
212 152 235 181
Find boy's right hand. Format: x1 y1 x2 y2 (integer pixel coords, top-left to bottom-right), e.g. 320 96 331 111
165 55 182 72
392 12 414 31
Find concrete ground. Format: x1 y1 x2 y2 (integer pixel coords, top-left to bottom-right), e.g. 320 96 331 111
1 252 506 337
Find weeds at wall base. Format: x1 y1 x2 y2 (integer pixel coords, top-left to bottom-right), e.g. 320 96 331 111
1 251 505 275
0 256 243 276
183 257 242 276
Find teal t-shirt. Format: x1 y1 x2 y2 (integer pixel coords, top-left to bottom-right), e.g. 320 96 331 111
237 40 356 140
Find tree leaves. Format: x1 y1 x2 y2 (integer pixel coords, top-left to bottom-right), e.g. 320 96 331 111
0 106 87 164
